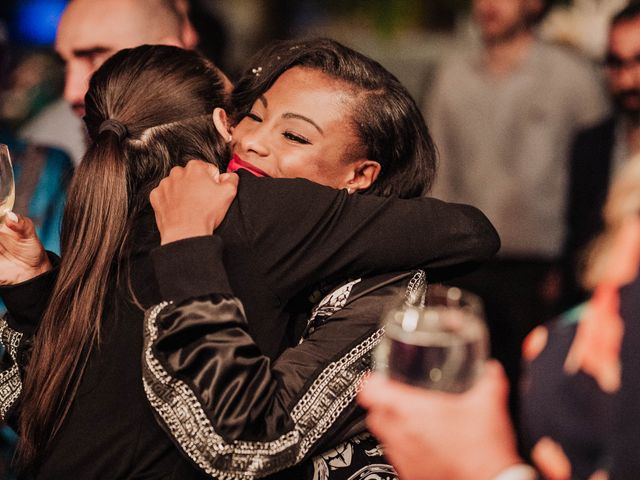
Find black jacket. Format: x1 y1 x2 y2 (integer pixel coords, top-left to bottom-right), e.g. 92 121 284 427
0 174 499 478
564 117 616 304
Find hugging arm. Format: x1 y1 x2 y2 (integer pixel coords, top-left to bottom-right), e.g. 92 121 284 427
144 237 414 478
1 165 498 332
230 171 499 298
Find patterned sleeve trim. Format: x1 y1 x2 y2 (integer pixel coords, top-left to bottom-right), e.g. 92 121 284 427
0 318 25 420
142 300 383 480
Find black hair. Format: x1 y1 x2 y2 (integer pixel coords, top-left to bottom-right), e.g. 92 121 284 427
612 1 640 26
232 38 437 198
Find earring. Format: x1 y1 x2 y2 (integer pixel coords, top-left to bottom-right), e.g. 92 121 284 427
347 187 354 194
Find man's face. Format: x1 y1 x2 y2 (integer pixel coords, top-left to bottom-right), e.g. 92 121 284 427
473 0 528 43
606 16 640 118
55 0 181 117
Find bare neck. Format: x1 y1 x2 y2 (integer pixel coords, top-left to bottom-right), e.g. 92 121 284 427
483 30 535 77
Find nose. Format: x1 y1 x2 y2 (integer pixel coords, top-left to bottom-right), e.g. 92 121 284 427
63 62 91 114
235 122 270 158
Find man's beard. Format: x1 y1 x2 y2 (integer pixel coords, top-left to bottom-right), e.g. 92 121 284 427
614 89 640 125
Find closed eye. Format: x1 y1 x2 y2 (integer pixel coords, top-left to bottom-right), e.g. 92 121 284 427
283 131 311 144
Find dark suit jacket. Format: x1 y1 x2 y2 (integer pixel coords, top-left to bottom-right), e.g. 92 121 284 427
612 274 640 479
563 117 616 304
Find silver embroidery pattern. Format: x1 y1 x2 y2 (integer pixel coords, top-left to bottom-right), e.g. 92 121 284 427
142 295 383 479
303 278 362 339
0 318 24 419
404 270 426 306
312 432 398 480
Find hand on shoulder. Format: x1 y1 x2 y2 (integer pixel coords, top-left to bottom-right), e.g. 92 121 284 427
150 160 238 245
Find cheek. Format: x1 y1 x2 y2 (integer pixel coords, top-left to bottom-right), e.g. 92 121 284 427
290 151 350 187
272 150 336 185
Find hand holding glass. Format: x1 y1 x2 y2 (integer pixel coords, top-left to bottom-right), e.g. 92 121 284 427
0 144 15 225
375 285 488 393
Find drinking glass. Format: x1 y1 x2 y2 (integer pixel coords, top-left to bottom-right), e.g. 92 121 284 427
375 284 488 393
0 144 14 225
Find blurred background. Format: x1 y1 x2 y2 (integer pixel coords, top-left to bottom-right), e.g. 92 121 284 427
1 0 618 150
0 1 632 477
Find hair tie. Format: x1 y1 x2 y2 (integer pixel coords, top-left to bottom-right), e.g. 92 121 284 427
99 119 129 141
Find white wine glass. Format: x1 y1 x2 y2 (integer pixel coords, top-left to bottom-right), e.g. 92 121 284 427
0 144 15 225
375 284 489 393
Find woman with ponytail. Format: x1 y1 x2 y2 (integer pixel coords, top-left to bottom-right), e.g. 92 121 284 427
8 44 232 478
0 42 498 478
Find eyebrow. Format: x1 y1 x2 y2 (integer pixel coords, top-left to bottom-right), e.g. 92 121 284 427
257 94 324 134
282 113 324 134
71 47 111 59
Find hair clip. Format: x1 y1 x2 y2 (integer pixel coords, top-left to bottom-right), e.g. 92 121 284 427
251 66 262 76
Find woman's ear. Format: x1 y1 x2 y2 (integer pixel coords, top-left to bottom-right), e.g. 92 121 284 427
212 108 232 143
346 160 381 193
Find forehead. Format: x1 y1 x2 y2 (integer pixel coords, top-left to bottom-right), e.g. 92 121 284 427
609 17 640 57
55 1 152 58
265 67 356 119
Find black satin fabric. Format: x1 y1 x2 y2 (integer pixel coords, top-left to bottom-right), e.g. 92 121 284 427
155 295 292 441
150 272 412 464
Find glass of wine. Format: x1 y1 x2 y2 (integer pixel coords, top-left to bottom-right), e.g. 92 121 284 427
375 284 488 393
0 144 14 225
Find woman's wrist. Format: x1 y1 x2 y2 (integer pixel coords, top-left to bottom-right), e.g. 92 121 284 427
2 253 53 285
28 252 53 279
159 224 212 246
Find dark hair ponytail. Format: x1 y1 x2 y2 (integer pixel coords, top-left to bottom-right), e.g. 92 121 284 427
16 44 230 471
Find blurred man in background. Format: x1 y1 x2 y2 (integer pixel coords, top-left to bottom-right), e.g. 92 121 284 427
56 0 197 118
565 2 640 306
426 0 610 419
19 0 200 165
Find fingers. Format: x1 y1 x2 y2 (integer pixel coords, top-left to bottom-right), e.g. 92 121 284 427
166 160 219 180
471 359 509 402
357 373 384 409
358 373 431 410
359 360 508 414
185 159 219 179
2 212 36 238
204 162 220 182
5 211 18 224
219 172 238 186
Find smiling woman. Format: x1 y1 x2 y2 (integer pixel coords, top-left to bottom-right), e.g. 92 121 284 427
231 37 438 199
232 66 380 191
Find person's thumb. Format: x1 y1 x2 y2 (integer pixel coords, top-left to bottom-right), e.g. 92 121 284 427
4 212 33 237
476 360 510 401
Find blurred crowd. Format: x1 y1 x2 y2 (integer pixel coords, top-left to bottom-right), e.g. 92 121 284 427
0 0 639 479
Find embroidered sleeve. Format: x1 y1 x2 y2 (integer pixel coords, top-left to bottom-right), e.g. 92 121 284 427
142 271 424 479
142 293 384 478
0 317 29 420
